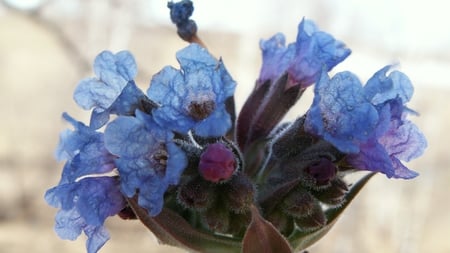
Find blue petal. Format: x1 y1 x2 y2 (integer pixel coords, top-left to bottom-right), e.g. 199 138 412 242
45 178 124 223
104 111 187 216
104 112 167 158
258 33 295 85
54 208 110 253
147 44 236 136
194 104 231 136
390 157 419 179
258 18 350 87
347 140 420 179
74 76 127 111
45 177 124 253
85 226 110 253
289 19 351 86
89 108 111 130
74 50 137 112
175 43 217 69
54 113 115 183
148 66 193 133
147 66 182 104
380 120 427 162
152 106 195 134
364 65 414 105
53 208 84 240
93 50 137 81
89 81 148 129
347 140 395 176
305 70 378 153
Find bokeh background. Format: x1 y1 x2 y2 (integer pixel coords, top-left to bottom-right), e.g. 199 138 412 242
0 0 449 252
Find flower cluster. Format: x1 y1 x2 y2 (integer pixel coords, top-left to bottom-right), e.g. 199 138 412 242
45 1 427 253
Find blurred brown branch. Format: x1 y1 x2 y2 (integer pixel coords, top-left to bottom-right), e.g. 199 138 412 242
1 0 91 74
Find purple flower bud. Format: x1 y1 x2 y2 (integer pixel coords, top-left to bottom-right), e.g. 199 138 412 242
198 143 236 183
305 158 337 186
177 176 215 210
294 204 327 232
312 179 348 206
281 189 317 218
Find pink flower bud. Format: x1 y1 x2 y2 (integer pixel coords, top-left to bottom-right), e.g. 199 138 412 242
199 143 236 182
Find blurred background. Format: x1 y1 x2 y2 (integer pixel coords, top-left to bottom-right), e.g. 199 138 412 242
0 0 448 252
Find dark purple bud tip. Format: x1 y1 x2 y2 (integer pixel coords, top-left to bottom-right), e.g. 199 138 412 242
117 206 137 220
168 0 194 25
305 158 337 185
224 172 255 213
177 176 214 210
188 99 215 121
294 205 327 232
199 143 237 183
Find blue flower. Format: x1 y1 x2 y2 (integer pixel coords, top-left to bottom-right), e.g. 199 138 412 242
147 43 236 137
45 113 125 253
54 113 117 182
104 110 188 216
73 50 147 129
46 178 125 253
304 70 379 154
258 18 351 88
305 66 427 179
347 67 427 178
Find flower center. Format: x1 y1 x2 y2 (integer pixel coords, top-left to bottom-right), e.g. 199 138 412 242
188 100 215 121
151 144 169 176
198 143 236 183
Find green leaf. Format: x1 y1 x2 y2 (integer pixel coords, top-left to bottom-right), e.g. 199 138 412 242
242 205 293 253
127 197 242 253
288 172 376 251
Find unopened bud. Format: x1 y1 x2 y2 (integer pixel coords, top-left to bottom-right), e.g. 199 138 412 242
199 143 237 182
201 202 230 233
177 176 214 211
266 209 294 237
270 116 314 161
305 158 337 186
312 178 348 206
227 211 252 235
281 188 318 218
294 205 327 232
222 172 255 213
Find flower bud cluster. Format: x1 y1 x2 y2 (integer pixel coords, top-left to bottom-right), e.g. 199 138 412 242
257 115 350 235
176 139 255 235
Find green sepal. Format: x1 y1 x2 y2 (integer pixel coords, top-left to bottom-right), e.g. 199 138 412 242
287 172 376 251
127 197 242 253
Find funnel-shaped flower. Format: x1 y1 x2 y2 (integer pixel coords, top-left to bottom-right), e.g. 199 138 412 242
45 113 125 253
258 18 351 89
74 50 148 129
305 66 426 178
147 43 236 137
348 66 427 178
104 110 187 216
